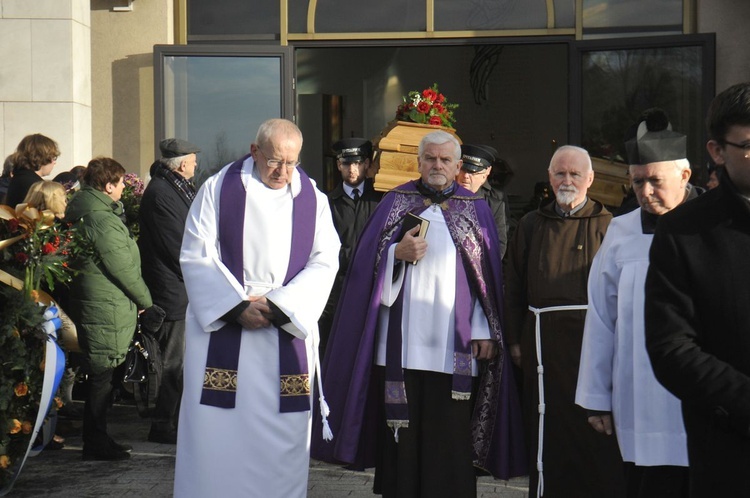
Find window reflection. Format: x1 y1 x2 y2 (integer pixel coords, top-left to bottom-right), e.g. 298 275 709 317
580 46 703 169
583 0 682 30
163 56 282 185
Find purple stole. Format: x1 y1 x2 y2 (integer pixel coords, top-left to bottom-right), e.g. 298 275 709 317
200 155 316 412
383 198 477 433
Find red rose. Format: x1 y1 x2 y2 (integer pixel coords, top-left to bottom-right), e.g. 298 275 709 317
42 242 56 255
429 116 443 126
416 101 431 114
422 88 438 102
15 252 29 264
433 103 444 113
7 219 19 232
435 93 446 103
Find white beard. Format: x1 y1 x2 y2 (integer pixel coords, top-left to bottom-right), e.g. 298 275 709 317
556 187 579 206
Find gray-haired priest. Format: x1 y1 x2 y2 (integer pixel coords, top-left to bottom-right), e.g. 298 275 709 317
174 118 340 497
576 108 696 497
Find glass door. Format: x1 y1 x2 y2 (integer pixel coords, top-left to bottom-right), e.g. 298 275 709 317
569 34 716 191
154 44 294 185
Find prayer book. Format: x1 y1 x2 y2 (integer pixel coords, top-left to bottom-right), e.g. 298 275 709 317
398 212 430 265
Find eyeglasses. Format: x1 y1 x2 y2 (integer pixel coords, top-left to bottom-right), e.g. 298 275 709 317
722 139 750 156
258 148 300 169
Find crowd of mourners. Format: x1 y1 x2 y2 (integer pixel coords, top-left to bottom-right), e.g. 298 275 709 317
2 82 750 498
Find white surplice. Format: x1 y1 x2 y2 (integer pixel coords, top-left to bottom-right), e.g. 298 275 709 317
174 157 340 498
374 205 491 376
575 208 688 466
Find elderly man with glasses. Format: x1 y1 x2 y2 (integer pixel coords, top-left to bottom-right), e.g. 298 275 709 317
175 118 340 497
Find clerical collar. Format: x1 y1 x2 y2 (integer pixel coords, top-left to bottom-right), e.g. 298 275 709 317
416 179 457 205
343 182 364 199
554 197 588 218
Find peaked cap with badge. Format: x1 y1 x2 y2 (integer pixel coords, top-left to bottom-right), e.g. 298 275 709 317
332 138 372 164
460 144 495 173
624 108 686 165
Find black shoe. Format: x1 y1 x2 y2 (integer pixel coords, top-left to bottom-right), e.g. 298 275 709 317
58 403 84 420
148 427 177 444
82 445 130 461
109 439 133 453
45 438 65 451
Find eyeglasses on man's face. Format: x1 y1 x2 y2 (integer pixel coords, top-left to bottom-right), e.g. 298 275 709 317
722 139 750 156
258 148 300 169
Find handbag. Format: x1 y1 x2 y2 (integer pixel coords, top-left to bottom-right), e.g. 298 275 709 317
123 321 163 417
123 323 149 383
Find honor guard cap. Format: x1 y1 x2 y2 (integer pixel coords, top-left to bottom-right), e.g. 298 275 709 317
333 138 372 164
460 144 494 173
159 138 201 159
624 108 686 165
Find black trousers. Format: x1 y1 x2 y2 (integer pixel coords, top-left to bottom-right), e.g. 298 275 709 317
151 319 185 429
82 367 115 447
374 369 476 498
624 462 689 498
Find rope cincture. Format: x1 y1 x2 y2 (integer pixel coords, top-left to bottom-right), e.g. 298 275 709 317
313 329 333 442
529 304 588 498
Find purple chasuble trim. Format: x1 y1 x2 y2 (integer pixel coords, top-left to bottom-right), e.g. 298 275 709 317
200 156 316 412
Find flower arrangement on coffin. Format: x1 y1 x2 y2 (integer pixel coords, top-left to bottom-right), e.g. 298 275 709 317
395 83 459 129
120 172 145 240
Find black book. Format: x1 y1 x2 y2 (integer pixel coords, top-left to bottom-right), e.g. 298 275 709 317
398 212 429 265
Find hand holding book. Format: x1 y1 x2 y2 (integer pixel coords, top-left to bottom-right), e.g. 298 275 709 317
395 213 429 265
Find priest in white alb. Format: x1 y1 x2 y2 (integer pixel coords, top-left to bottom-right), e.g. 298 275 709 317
174 118 340 497
576 109 697 497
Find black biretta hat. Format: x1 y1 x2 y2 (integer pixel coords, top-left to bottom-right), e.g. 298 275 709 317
460 144 494 173
333 138 372 163
624 108 686 165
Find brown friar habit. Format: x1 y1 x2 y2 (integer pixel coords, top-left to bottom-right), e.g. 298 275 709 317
504 198 625 498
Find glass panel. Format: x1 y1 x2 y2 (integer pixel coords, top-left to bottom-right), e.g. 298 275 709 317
188 0 279 36
435 0 547 30
288 0 309 34
162 56 282 184
580 46 704 170
554 0 575 29
313 0 424 33
583 0 682 29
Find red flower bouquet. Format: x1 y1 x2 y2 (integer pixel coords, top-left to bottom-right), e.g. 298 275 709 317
395 83 459 129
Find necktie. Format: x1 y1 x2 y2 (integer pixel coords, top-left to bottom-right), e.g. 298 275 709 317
352 188 360 202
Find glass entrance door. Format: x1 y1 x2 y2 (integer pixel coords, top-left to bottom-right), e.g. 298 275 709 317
154 44 294 185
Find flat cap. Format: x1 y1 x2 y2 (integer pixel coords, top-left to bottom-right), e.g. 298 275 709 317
159 138 201 159
460 144 494 173
332 138 372 163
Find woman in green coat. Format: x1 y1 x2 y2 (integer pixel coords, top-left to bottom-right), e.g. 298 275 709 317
65 157 153 461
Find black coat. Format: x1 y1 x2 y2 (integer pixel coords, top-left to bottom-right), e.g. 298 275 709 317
478 182 508 257
328 180 381 281
138 167 193 320
645 175 750 497
6 169 42 207
319 180 381 348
